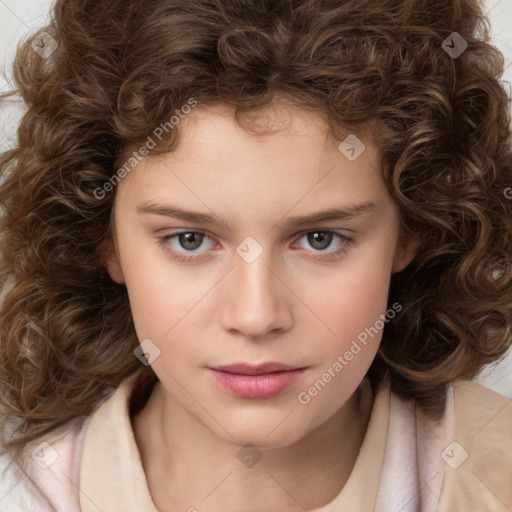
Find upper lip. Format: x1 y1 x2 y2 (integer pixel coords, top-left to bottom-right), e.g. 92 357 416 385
211 362 304 375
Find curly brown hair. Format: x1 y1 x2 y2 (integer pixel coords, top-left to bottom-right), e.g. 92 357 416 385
1 0 511 472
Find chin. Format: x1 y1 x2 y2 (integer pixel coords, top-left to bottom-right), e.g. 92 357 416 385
215 417 310 450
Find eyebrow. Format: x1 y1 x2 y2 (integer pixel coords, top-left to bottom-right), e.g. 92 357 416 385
136 200 377 231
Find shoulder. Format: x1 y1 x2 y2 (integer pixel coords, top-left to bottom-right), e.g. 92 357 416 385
438 380 512 512
0 416 91 512
0 372 147 512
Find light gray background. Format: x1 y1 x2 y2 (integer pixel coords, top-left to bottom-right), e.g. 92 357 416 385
0 0 511 397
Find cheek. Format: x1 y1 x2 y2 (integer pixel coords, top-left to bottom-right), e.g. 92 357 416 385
293 249 395 428
115 232 204 343
125 270 204 343
297 235 397 357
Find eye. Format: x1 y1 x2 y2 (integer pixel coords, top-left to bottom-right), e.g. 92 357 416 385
157 229 353 263
157 231 217 262
294 230 353 259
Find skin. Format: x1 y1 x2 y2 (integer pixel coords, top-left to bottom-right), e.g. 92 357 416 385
105 101 419 511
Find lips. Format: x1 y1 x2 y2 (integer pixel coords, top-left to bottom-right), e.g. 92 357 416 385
211 362 302 375
209 362 307 399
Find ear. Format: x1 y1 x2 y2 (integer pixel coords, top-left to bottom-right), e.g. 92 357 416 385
102 238 125 284
392 227 420 273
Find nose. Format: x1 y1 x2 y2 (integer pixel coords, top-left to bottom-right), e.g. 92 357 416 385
221 245 294 340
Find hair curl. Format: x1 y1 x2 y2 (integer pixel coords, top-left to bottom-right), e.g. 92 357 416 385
1 0 511 471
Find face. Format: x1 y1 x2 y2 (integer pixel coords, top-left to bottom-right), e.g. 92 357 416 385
106 102 417 449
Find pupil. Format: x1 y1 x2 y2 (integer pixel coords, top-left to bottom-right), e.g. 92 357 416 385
309 231 332 250
180 232 202 250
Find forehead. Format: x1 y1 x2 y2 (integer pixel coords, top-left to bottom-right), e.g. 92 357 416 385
115 101 387 217
174 101 354 158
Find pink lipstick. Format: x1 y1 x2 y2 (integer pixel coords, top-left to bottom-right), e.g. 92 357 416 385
209 363 306 399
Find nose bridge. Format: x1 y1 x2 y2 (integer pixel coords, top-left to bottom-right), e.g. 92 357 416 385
237 249 275 303
222 236 291 338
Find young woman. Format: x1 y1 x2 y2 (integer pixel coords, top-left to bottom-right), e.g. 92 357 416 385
1 0 511 510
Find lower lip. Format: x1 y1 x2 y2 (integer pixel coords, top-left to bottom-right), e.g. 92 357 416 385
210 368 306 399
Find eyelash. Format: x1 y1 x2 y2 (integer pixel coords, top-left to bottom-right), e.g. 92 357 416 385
156 230 354 263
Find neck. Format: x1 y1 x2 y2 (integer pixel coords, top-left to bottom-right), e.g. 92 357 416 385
133 379 373 512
